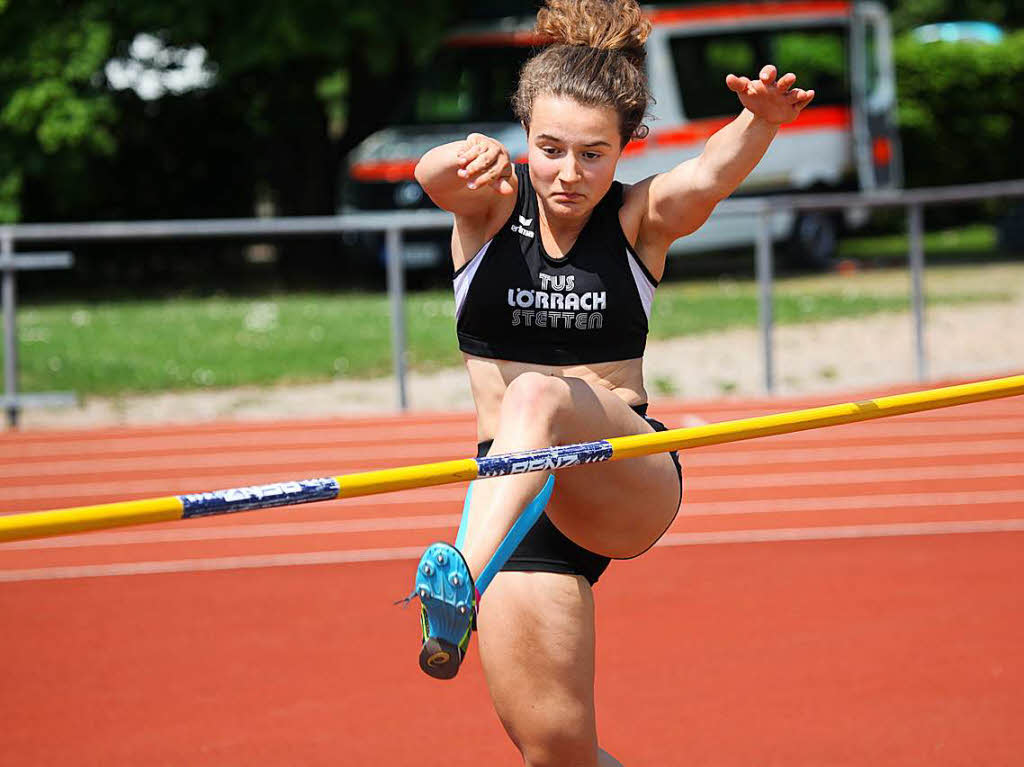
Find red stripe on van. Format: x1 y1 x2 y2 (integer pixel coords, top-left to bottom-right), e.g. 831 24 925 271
649 1 851 25
623 105 850 154
447 31 549 48
349 156 529 183
446 0 851 47
785 104 852 130
349 160 419 183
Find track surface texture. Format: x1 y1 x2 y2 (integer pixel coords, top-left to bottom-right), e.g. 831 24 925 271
2 380 1022 766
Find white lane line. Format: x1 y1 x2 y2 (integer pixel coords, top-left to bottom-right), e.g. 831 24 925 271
692 462 1024 490
1 479 470 506
3 415 1021 461
0 445 472 480
659 519 1024 547
676 489 1024 516
5 433 1024 483
658 407 1024 423
7 447 1024 508
1 519 1021 582
665 420 1024 441
5 486 1024 549
0 546 427 582
2 514 461 550
5 488 1023 551
680 414 709 428
683 439 1024 467
0 422 476 459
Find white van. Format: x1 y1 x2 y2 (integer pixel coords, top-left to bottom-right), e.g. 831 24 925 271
342 0 902 269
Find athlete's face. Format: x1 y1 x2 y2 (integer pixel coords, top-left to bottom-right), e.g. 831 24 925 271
525 95 623 220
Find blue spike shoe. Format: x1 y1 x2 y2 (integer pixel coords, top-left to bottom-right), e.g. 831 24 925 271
412 542 476 680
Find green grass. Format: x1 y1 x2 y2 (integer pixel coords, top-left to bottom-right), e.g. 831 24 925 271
12 264 1018 397
837 223 998 260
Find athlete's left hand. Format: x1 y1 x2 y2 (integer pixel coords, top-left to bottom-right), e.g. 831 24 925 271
726 65 814 126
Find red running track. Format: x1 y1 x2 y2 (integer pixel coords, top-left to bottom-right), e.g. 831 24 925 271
1 381 1022 766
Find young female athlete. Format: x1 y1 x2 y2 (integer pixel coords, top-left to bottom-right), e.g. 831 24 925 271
409 1 813 764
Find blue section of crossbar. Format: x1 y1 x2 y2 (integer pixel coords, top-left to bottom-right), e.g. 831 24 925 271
475 441 613 478
180 478 340 518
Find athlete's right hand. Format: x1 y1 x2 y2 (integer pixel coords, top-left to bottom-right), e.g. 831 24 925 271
456 134 515 195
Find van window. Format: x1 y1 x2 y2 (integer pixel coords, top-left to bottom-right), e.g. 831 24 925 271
669 26 849 120
396 46 529 124
669 32 762 119
772 29 849 106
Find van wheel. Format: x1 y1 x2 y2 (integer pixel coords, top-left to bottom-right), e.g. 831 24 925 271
787 212 838 270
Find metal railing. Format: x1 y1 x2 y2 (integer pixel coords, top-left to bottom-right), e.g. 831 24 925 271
731 178 1024 392
0 231 76 426
2 209 452 427
2 178 1022 425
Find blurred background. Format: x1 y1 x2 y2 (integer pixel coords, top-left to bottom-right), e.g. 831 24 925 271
1 0 1022 420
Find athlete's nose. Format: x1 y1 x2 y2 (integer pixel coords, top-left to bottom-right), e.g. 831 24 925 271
558 154 582 184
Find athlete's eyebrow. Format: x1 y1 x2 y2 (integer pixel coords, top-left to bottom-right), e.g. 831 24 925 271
535 133 613 149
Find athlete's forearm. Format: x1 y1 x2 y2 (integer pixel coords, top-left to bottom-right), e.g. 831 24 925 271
693 108 779 201
415 136 513 213
414 141 470 198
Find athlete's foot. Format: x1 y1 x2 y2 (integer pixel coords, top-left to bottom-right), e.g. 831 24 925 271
412 542 476 680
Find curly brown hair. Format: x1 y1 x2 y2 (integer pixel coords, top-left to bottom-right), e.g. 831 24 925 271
512 0 653 146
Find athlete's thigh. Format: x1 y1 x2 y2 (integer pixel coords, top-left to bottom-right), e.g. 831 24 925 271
546 378 681 557
477 571 599 764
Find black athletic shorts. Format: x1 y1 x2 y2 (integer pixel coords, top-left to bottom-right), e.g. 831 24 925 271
475 403 683 586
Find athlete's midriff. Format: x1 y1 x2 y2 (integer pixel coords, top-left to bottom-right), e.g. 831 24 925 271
464 353 647 441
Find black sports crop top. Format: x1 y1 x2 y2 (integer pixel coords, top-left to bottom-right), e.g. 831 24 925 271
453 163 658 365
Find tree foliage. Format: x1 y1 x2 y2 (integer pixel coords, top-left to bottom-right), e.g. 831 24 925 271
888 0 1024 33
1 0 460 224
896 31 1024 187
0 1 118 221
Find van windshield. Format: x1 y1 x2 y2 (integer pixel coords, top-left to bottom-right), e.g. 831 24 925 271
669 26 850 120
395 46 530 125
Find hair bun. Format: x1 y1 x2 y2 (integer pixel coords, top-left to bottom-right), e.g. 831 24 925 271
536 0 651 56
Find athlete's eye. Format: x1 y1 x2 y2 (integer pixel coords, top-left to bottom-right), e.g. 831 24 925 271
582 152 601 160
541 146 561 156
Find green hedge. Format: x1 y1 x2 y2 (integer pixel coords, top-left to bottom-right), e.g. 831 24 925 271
896 31 1024 187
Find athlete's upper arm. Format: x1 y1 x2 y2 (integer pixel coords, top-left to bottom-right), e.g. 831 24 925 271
423 174 518 219
450 192 518 272
636 158 720 246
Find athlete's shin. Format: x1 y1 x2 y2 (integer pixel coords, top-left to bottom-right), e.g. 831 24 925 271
461 372 568 579
460 467 553 582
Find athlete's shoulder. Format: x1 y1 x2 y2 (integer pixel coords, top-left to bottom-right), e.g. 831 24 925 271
616 177 651 246
620 175 654 207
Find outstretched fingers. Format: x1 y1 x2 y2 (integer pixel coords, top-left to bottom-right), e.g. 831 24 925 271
790 88 816 110
728 64 815 123
725 73 751 93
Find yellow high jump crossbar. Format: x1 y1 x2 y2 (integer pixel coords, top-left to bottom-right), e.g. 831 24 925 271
1 374 1022 545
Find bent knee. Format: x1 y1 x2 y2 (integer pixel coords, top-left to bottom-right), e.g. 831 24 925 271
500 372 570 425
